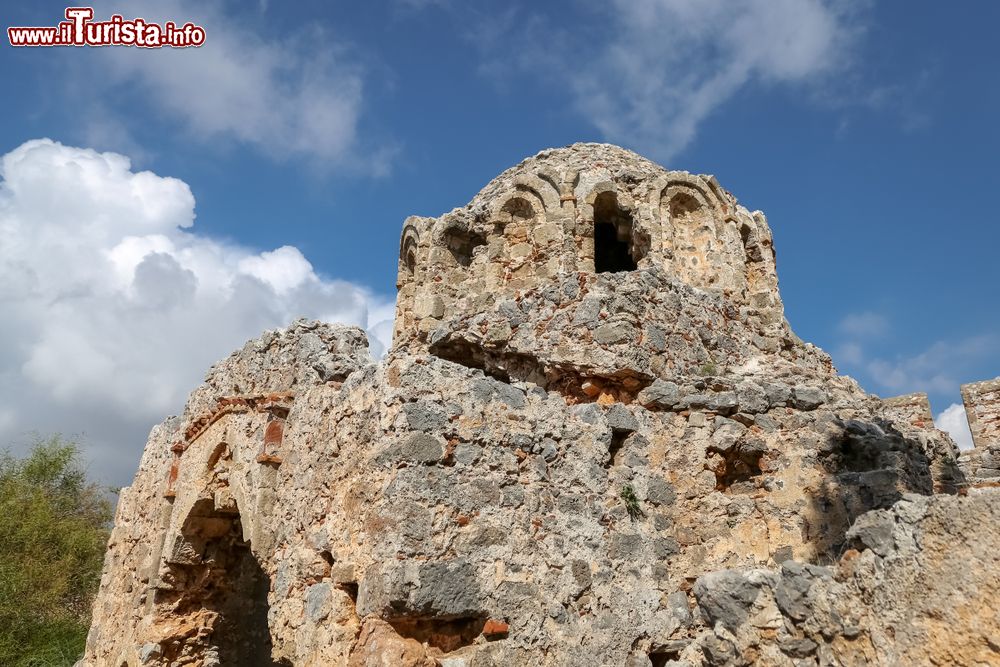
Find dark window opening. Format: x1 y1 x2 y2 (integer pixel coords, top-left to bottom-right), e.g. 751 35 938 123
739 222 763 263
214 540 284 666
594 192 638 273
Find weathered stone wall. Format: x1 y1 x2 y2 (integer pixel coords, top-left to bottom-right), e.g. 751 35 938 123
82 321 373 666
682 492 1000 666
881 392 932 429
81 145 993 667
83 322 966 667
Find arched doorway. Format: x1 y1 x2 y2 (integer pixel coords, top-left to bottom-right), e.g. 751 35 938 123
152 498 286 666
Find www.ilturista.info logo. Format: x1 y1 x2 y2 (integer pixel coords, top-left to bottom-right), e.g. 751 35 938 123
8 7 206 48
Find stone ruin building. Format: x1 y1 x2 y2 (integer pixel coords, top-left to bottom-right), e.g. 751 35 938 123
81 144 1000 667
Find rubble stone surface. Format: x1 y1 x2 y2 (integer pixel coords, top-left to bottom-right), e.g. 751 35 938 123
683 493 1000 666
81 144 998 666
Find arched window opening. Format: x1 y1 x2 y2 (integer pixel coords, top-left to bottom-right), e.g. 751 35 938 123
442 223 487 268
594 192 638 273
496 197 535 233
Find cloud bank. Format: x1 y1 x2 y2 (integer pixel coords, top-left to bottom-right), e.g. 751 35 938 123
0 139 392 483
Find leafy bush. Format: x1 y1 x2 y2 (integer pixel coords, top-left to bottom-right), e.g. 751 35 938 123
0 438 113 666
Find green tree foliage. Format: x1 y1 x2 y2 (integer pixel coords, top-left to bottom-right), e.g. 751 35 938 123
0 438 113 666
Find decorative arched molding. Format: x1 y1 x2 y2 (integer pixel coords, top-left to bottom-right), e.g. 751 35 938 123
647 173 720 212
751 211 775 251
650 177 732 290
722 216 759 303
534 167 564 203
488 193 541 227
737 219 764 264
647 175 714 259
398 223 421 288
661 184 713 214
578 180 625 229
513 172 561 213
702 174 733 216
660 184 712 258
206 441 230 471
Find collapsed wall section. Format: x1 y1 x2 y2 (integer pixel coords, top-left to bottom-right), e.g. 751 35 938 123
962 376 1000 450
958 376 1000 489
82 321 372 666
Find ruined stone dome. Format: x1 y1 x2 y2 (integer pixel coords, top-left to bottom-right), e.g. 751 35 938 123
394 143 804 401
466 143 683 212
395 142 784 341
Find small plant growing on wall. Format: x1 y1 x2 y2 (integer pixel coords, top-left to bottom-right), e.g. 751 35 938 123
621 484 643 520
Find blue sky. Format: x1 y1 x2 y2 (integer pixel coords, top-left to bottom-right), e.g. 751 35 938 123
1 0 997 482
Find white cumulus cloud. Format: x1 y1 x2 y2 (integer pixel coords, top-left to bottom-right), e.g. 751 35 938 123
0 139 392 483
78 0 385 170
935 403 974 451
838 311 889 338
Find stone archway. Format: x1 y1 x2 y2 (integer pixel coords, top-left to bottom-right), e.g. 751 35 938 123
151 498 285 666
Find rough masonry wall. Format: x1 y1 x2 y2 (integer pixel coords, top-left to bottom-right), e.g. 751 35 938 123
84 322 965 667
683 492 1000 666
881 392 933 430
